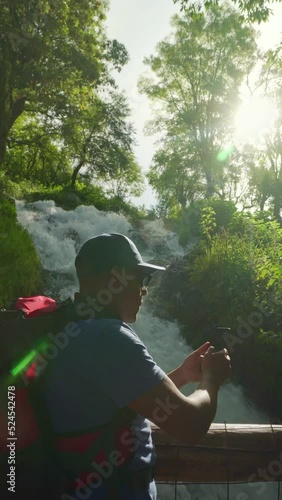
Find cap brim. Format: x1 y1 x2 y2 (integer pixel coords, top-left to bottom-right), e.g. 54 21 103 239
137 263 166 274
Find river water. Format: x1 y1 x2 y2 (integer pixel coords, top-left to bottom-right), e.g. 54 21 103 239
16 200 279 499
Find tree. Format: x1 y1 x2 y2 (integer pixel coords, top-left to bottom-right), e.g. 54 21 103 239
4 115 71 187
148 137 205 211
60 91 138 190
99 153 144 200
0 1 144 199
173 0 280 23
4 87 142 193
245 122 282 223
243 50 282 223
139 6 257 213
0 0 127 167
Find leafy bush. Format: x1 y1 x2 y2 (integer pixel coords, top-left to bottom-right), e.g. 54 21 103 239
176 198 237 246
0 198 42 306
0 176 44 200
252 331 282 412
191 231 257 329
22 182 147 219
154 208 282 417
165 207 282 335
0 197 17 220
234 329 282 416
156 230 256 340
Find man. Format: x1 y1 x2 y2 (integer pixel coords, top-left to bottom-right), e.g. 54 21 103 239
44 232 231 499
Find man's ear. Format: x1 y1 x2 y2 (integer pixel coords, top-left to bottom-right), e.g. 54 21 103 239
79 273 108 294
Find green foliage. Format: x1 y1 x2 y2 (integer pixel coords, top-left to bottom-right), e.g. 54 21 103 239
0 197 16 220
140 5 257 213
22 182 147 219
63 91 141 190
0 0 108 164
173 0 276 23
245 102 282 222
191 231 257 327
100 153 144 200
176 198 237 246
149 206 282 417
73 183 108 209
251 219 282 319
0 1 142 201
0 197 42 306
252 331 282 408
235 330 282 416
154 207 282 415
23 184 107 210
5 115 72 187
200 206 217 242
0 176 44 200
157 207 282 340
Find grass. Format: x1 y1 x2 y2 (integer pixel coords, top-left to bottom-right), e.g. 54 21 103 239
0 197 42 306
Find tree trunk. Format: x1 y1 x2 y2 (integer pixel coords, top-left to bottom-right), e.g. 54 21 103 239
0 42 12 168
273 180 282 225
71 160 84 189
260 195 266 212
70 133 94 189
205 172 214 198
0 42 26 169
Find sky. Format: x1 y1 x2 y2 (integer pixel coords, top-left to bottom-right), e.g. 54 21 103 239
105 1 282 208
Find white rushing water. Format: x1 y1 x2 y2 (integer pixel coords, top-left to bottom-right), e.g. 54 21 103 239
16 200 278 500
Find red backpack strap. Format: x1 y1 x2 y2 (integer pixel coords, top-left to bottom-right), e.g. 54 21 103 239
54 406 137 498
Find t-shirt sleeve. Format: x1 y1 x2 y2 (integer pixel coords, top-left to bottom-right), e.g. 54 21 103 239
93 322 166 408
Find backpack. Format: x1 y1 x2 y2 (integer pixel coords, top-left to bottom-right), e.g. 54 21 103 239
0 296 136 500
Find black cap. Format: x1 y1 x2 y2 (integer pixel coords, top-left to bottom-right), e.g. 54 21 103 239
75 233 166 276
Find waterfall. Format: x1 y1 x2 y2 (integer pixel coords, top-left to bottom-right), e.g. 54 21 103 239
16 200 276 500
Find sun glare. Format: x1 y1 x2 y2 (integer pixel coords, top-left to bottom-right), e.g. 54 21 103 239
234 96 277 143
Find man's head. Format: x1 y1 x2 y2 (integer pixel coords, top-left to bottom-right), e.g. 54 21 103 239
75 233 166 323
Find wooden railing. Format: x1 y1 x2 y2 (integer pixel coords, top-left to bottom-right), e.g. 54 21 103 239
151 423 282 483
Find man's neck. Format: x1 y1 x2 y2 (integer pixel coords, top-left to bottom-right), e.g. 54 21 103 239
74 292 121 320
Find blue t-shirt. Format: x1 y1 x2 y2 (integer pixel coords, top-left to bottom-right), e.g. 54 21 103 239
43 318 165 498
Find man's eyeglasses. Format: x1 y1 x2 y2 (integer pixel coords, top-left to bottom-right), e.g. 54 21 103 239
139 274 152 288
127 269 153 288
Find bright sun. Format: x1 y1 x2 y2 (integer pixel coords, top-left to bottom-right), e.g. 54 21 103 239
234 96 277 143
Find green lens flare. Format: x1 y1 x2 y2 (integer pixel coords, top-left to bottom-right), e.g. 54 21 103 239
10 340 49 377
11 350 37 376
36 340 50 352
217 145 234 162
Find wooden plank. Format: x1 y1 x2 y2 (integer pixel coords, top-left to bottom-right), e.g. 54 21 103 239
151 423 282 483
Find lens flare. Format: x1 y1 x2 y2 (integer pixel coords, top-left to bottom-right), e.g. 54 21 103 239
234 97 277 142
217 145 234 162
11 350 37 376
10 340 49 377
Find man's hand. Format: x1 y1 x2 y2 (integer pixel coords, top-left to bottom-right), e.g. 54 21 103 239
168 342 211 387
201 346 231 387
180 341 211 383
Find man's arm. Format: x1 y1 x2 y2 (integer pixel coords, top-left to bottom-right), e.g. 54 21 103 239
167 366 186 389
128 346 231 445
